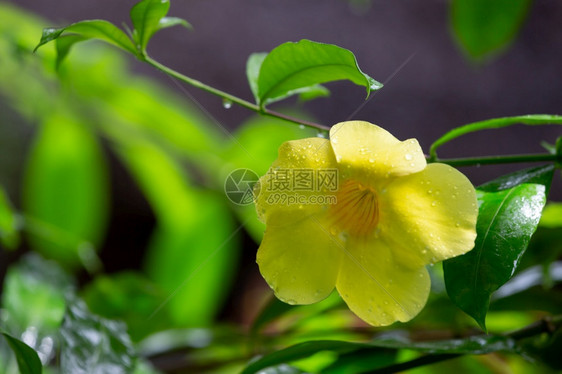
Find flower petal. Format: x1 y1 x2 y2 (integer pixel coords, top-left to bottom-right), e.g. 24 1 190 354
257 214 343 304
329 121 426 179
380 163 478 267
336 236 430 325
255 137 338 225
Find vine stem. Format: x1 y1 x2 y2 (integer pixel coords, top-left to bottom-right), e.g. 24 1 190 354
428 153 558 167
143 56 330 131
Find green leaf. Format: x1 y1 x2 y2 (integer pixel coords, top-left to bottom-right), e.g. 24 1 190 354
450 0 531 61
253 40 382 107
241 335 517 374
1 332 42 374
23 110 109 270
116 139 239 326
34 20 137 57
246 52 330 104
444 183 547 330
1 254 72 336
477 165 555 194
297 84 330 102
55 35 86 69
429 115 562 159
157 17 192 32
130 0 171 53
250 296 294 335
60 297 136 373
81 272 170 342
0 187 20 250
540 203 562 228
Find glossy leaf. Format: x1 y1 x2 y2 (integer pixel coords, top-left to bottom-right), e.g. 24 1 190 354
241 335 517 374
23 111 109 269
117 139 239 326
0 187 20 249
60 298 136 373
451 0 531 60
478 165 554 194
34 20 137 57
430 115 562 159
2 254 71 335
130 0 174 53
444 183 547 330
2 332 42 374
1 254 72 365
253 40 382 107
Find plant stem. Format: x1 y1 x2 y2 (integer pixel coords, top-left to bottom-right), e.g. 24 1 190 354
429 153 558 167
143 56 330 131
366 315 562 374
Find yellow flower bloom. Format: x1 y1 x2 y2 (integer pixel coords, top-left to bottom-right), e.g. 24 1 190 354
255 121 478 326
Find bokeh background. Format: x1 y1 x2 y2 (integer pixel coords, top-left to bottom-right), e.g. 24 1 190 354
0 1 561 372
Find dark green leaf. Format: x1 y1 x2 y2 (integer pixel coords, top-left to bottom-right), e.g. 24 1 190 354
23 110 109 269
241 335 517 374
0 187 20 249
2 332 42 374
322 348 396 374
450 0 531 61
478 165 554 195
430 115 562 159
130 0 170 53
253 40 382 107
60 298 136 373
34 20 137 56
444 183 547 330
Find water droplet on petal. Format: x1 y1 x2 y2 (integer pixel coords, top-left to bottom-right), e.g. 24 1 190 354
332 137 339 144
405 153 413 160
369 158 375 163
431 201 437 207
336 155 342 162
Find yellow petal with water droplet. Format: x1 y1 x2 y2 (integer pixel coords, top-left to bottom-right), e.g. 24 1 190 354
255 137 337 225
329 121 426 179
336 236 430 325
380 163 478 268
257 213 342 304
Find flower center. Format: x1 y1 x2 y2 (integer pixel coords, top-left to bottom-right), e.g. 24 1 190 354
330 179 379 237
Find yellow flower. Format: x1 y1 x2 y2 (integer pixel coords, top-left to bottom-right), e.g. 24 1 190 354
255 121 478 326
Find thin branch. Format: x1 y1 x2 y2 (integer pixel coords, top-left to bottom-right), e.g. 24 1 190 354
143 56 329 131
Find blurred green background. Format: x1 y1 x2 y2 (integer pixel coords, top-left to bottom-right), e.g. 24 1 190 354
0 0 561 373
